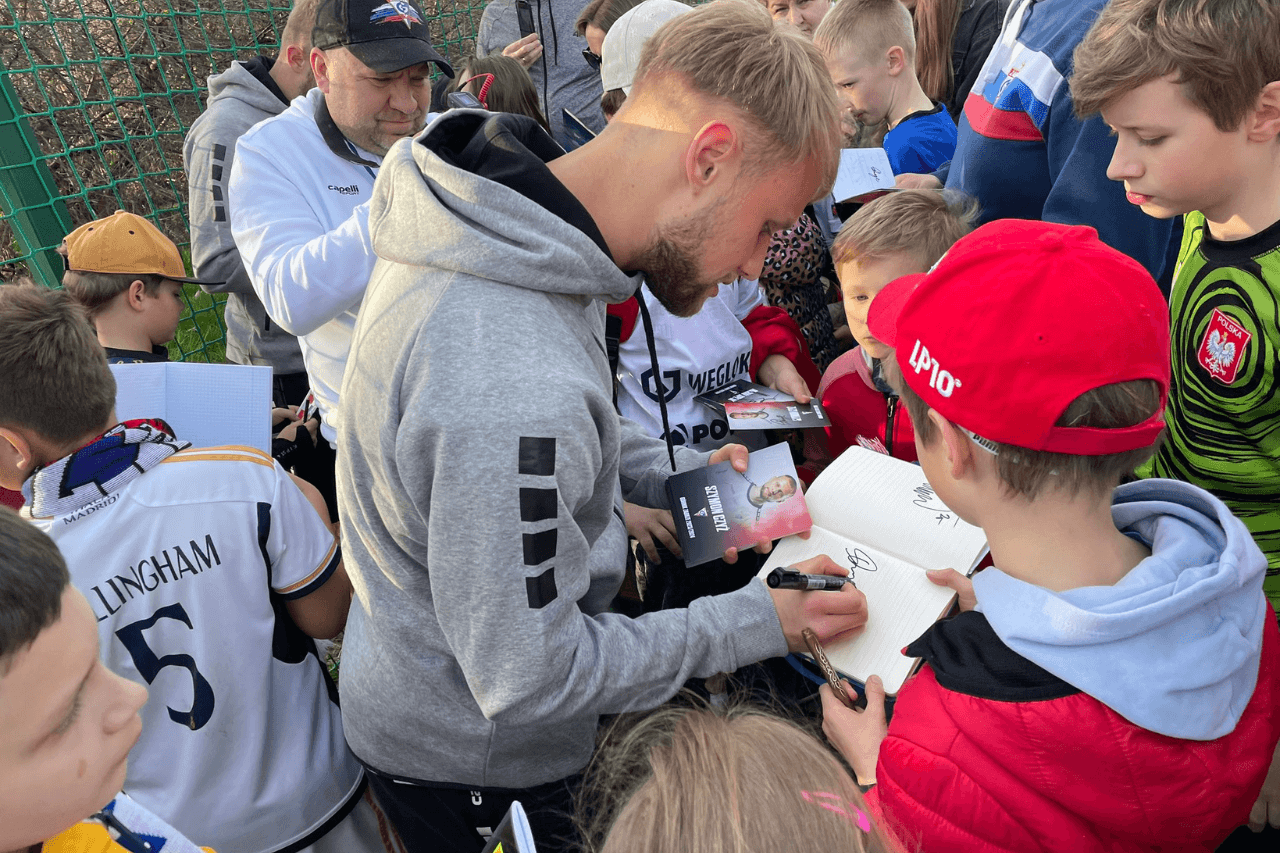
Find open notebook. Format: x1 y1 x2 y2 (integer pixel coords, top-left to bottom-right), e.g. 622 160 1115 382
110 362 272 453
758 447 988 694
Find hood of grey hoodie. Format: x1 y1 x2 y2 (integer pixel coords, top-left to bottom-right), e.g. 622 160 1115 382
204 58 288 118
973 479 1269 740
368 110 635 305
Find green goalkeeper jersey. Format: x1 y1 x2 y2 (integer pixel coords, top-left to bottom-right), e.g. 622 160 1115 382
1140 211 1280 612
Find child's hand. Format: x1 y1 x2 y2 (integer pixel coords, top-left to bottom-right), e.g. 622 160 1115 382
624 502 681 562
1249 738 1280 832
272 405 300 431
757 354 812 403
927 568 977 611
895 173 942 190
820 674 888 787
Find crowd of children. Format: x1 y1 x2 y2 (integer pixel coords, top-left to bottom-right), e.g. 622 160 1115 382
3 0 1280 851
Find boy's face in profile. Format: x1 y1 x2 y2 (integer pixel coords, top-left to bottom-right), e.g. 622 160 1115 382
0 586 147 851
1102 74 1253 224
839 252 921 360
142 278 185 347
825 48 892 127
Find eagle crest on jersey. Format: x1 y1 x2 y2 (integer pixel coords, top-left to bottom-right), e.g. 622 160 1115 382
1198 308 1250 385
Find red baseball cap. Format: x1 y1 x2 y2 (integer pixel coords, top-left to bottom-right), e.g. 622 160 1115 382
867 220 1170 455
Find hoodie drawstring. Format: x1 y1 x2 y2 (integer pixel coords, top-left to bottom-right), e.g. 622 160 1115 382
635 286 678 472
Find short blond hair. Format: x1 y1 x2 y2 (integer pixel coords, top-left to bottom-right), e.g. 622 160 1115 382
814 0 918 65
632 0 841 195
282 0 319 49
1072 0 1280 132
832 189 977 270
578 700 897 853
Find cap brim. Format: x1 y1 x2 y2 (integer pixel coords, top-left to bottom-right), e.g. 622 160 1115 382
169 275 225 287
867 272 926 349
347 38 454 76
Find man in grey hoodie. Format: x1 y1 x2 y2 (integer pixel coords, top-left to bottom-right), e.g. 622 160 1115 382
337 3 864 852
184 0 317 406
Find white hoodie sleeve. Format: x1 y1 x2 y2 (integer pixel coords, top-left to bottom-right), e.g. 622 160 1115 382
228 127 376 337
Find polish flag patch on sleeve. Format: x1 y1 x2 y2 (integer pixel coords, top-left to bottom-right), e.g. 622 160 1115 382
1197 308 1251 385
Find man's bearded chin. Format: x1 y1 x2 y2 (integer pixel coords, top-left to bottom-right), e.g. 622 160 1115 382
631 217 716 318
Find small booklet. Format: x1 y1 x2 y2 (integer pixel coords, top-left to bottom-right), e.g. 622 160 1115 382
110 362 272 453
562 108 596 151
723 399 829 431
665 443 812 567
693 379 791 417
831 147 896 204
480 800 537 853
757 446 988 694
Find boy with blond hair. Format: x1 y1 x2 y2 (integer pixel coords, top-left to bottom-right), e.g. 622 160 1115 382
804 189 975 477
1071 0 1280 615
813 0 956 174
0 510 211 853
0 283 390 853
821 219 1280 850
61 211 215 364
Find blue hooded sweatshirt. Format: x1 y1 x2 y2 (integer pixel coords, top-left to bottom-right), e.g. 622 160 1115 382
972 479 1268 741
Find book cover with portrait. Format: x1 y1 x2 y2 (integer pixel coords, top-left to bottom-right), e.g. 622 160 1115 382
723 398 830 430
693 379 791 417
664 443 812 567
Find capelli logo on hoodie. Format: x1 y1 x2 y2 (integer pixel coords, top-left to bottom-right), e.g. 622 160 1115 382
328 184 360 195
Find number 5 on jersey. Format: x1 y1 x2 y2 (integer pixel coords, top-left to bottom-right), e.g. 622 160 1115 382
116 603 215 730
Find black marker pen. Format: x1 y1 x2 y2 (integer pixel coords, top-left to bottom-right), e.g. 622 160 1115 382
766 567 855 591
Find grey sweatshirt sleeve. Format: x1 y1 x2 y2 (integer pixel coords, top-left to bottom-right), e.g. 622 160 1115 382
393 346 788 726
184 114 258 296
616 414 707 508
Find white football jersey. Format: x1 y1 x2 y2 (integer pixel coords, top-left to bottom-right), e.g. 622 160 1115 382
616 279 768 451
30 445 362 853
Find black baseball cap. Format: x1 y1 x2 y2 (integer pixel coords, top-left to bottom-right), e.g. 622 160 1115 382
313 0 455 76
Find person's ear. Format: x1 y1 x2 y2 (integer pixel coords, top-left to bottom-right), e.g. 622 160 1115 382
685 121 738 195
886 45 906 76
929 409 976 481
0 426 36 490
126 279 148 312
312 47 331 93
285 43 308 73
1246 80 1280 143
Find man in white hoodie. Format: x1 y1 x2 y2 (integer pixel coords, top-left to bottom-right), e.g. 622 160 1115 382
185 0 318 410
229 0 452 514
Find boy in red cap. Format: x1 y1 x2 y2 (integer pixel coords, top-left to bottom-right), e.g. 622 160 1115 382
819 219 1280 851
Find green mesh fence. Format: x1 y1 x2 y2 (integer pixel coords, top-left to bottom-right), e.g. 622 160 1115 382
0 0 485 362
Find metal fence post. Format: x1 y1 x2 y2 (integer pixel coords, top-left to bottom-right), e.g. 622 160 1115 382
0 68 73 288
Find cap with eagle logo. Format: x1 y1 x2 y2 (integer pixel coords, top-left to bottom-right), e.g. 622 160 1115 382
313 0 454 76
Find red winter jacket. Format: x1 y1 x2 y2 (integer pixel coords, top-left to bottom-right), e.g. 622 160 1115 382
802 347 916 483
868 611 1280 852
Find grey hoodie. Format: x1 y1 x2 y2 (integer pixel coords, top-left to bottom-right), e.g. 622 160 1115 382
335 112 788 787
184 57 306 376
478 0 605 149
